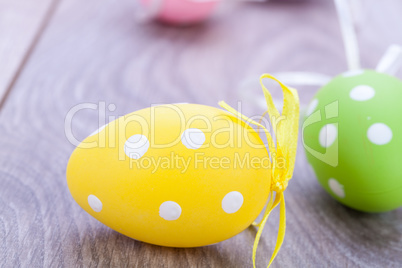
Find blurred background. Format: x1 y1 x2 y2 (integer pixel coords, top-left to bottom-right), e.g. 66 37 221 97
0 0 402 267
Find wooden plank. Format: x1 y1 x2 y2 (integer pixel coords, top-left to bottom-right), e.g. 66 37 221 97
0 0 401 267
0 0 57 105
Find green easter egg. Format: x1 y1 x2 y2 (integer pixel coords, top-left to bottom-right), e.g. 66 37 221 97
303 69 402 212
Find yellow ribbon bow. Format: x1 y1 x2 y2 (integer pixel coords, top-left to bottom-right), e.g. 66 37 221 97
219 74 300 268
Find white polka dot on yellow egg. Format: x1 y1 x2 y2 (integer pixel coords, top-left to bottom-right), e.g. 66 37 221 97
222 191 244 214
124 134 150 159
181 128 205 149
88 195 103 212
159 201 182 221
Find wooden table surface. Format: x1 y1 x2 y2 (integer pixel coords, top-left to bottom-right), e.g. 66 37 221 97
1 0 402 267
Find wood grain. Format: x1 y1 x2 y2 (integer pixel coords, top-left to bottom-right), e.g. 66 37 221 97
0 0 57 106
0 0 401 267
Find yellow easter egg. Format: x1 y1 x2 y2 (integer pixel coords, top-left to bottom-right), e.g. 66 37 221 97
67 104 271 247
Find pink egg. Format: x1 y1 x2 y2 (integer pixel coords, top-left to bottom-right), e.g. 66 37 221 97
141 0 218 25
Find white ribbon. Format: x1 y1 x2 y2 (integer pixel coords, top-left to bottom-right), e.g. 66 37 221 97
334 0 361 70
376 45 402 76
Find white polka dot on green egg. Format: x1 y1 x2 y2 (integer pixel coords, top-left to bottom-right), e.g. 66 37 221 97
367 123 392 145
319 124 337 148
328 178 345 198
304 70 402 212
349 85 375 101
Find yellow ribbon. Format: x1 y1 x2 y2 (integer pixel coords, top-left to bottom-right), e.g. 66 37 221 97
219 74 299 268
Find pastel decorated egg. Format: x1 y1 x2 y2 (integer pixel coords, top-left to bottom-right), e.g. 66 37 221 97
140 0 217 25
303 69 402 212
67 104 271 247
